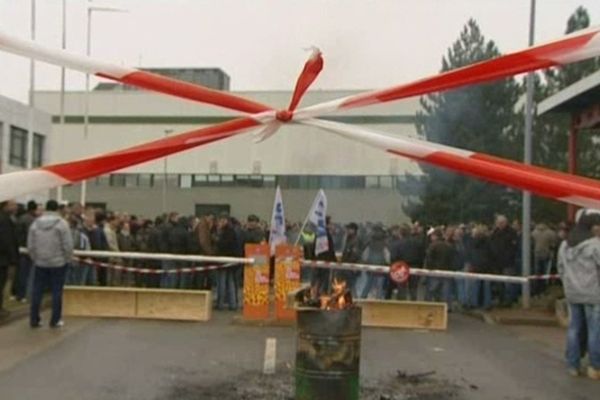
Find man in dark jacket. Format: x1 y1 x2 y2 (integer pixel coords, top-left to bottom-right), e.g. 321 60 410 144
81 211 109 286
13 200 40 301
340 222 362 294
216 214 238 310
159 212 179 288
424 228 455 307
489 215 519 305
168 216 194 288
0 200 19 318
242 214 265 245
404 224 426 301
465 225 492 309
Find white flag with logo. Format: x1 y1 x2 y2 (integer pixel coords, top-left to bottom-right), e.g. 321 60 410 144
307 189 329 255
269 186 287 254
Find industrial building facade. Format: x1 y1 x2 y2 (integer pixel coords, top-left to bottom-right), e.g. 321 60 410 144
0 94 52 202
34 71 423 223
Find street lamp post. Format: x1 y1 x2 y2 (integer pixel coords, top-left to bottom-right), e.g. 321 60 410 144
522 0 536 309
80 1 128 206
26 0 36 176
57 0 67 202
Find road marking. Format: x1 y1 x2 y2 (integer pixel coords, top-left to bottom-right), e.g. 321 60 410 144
263 337 277 375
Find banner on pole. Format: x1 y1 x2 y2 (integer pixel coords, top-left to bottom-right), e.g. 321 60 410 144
269 186 287 255
307 189 328 255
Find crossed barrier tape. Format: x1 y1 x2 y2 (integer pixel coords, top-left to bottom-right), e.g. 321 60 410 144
301 260 562 284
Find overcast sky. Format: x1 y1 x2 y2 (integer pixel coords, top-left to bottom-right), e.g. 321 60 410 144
0 0 599 104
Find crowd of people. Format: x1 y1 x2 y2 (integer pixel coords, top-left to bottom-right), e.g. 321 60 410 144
0 199 598 379
0 200 575 312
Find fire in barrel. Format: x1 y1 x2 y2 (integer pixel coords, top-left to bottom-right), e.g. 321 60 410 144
294 279 362 400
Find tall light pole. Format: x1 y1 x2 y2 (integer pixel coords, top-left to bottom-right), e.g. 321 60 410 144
26 0 36 175
57 0 67 202
162 128 173 214
81 1 128 206
522 0 536 309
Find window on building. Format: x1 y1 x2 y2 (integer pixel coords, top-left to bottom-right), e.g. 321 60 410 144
192 174 208 187
124 174 138 188
221 175 234 185
207 175 220 185
366 176 379 188
263 175 276 188
9 125 27 167
94 175 110 186
167 174 179 188
180 174 192 188
109 174 126 187
138 174 153 187
32 133 45 167
379 176 393 188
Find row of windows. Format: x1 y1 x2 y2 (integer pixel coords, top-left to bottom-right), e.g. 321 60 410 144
91 173 424 192
2 123 45 168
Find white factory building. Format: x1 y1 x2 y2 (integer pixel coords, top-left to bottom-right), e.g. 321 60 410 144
0 94 52 202
33 68 423 223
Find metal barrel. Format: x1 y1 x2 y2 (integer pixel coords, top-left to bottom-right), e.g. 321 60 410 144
295 307 362 400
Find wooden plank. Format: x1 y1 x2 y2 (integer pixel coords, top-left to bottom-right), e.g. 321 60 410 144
64 286 136 318
357 300 447 330
63 286 212 321
136 289 212 321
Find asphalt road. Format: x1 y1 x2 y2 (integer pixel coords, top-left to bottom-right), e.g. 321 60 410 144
0 312 597 400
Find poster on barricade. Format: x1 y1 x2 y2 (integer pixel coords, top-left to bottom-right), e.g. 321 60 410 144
274 244 302 321
243 243 271 320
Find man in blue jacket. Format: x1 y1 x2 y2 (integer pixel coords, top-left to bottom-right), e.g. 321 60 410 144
27 200 73 328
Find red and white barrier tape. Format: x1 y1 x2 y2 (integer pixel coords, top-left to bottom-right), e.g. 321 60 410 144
1 25 599 208
302 119 600 209
0 29 272 114
74 257 237 275
294 27 600 118
301 260 562 284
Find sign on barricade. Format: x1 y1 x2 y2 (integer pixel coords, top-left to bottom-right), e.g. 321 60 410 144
274 245 302 321
243 244 271 320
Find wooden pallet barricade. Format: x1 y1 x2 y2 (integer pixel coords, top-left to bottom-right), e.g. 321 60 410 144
357 299 447 330
63 286 212 321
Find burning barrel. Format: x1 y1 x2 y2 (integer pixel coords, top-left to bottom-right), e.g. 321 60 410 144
295 306 362 400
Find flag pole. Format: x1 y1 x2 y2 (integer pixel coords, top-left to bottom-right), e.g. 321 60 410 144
294 191 320 246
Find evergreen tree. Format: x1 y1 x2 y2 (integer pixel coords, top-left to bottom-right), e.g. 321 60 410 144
405 19 522 224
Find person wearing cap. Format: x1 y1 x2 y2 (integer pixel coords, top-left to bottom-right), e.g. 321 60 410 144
557 208 600 380
242 214 265 245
